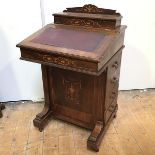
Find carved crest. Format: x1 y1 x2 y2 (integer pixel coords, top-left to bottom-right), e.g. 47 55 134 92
64 4 120 15
63 78 81 104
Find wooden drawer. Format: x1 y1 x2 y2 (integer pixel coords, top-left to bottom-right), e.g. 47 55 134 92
105 50 122 110
20 48 98 73
108 50 122 76
105 69 120 109
108 80 119 102
104 100 117 123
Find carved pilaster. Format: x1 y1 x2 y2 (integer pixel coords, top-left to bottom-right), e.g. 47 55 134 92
33 65 52 131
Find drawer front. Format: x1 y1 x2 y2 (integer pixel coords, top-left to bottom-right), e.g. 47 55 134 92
20 48 98 72
108 50 122 76
108 78 119 102
105 50 122 110
105 69 120 110
104 100 117 123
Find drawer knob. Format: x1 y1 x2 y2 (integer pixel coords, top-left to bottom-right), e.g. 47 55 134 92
111 77 118 84
112 61 119 69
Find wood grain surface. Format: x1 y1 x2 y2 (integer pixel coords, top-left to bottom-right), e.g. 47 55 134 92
0 90 155 155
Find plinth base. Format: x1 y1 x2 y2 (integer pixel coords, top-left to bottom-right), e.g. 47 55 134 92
87 106 117 151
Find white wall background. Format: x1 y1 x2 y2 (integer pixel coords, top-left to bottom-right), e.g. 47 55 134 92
0 0 43 101
0 0 155 101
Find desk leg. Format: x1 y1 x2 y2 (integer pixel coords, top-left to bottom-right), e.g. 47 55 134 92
33 65 52 132
87 105 118 151
0 103 5 118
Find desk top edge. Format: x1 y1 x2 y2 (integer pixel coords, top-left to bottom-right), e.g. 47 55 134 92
16 24 126 62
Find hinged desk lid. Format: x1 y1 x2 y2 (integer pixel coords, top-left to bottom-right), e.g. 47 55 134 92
32 26 106 53
17 4 126 75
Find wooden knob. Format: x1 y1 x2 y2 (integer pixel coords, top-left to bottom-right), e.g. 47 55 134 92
112 61 119 69
111 77 118 84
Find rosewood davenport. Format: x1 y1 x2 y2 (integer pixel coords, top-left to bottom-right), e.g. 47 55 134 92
17 4 126 151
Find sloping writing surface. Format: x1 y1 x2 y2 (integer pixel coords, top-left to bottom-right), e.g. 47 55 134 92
32 27 105 52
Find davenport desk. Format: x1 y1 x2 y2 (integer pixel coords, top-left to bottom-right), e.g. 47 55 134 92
17 4 126 151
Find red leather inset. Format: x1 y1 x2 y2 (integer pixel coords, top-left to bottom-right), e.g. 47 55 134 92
32 27 105 52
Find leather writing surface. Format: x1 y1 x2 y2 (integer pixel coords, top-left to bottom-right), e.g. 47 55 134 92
32 27 105 52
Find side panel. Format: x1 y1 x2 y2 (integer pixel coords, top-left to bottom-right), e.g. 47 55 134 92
104 50 122 123
48 67 106 129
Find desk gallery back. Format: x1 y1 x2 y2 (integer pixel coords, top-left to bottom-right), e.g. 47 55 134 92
17 4 126 151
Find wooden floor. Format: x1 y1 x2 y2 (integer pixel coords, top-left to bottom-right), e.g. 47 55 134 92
0 90 155 155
